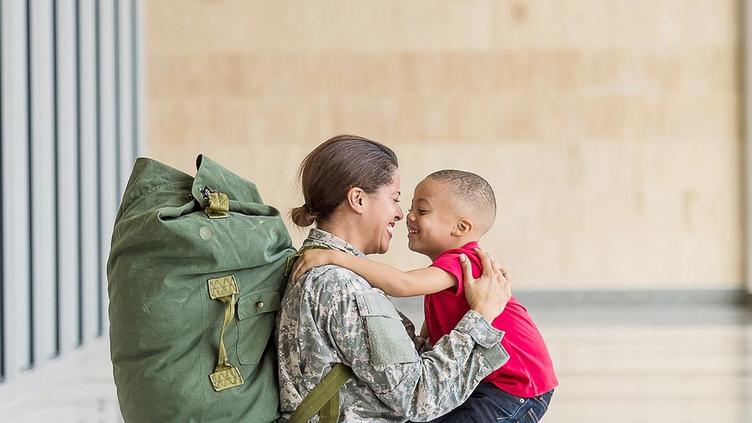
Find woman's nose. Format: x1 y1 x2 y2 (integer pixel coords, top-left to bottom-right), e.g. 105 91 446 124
395 206 404 221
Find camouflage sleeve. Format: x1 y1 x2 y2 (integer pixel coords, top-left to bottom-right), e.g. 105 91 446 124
314 268 509 421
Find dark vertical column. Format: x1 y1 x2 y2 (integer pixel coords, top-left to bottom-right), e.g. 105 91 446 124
75 0 83 347
114 0 121 204
130 0 138 159
25 0 35 368
52 0 61 357
94 0 102 337
744 0 750 293
0 0 6 382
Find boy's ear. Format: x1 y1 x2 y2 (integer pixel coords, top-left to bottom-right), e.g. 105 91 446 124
346 186 366 215
452 217 473 236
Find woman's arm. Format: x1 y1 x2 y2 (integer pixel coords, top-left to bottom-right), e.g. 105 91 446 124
291 249 456 297
313 257 510 421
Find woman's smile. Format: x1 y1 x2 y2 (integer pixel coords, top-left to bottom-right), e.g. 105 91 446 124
386 222 396 238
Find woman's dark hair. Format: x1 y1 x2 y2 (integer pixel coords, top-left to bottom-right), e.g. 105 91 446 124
291 135 399 227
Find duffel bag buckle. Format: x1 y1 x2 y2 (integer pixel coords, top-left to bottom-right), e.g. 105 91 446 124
201 186 229 219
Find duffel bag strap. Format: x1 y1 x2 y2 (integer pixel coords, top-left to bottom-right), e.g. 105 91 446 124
287 245 353 422
207 275 244 391
288 363 354 423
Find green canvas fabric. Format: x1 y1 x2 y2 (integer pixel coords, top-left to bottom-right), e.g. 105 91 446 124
108 155 296 422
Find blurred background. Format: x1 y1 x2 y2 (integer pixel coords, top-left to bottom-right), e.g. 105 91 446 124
1 0 751 422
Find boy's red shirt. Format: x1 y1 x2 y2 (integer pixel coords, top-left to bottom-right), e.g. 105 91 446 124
425 241 558 397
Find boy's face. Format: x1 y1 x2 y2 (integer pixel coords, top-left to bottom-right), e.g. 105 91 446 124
406 178 461 260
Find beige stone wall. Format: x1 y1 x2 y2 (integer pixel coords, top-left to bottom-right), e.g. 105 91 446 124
145 0 743 290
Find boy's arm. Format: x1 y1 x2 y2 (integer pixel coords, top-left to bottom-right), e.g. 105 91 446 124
333 253 456 297
420 321 429 338
291 249 456 297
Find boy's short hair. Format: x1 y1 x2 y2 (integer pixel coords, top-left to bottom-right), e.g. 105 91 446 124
427 169 497 232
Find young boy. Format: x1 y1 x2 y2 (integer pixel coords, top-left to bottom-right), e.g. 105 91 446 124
292 170 557 422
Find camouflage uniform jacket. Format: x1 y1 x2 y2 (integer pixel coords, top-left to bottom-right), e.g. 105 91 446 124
276 229 509 422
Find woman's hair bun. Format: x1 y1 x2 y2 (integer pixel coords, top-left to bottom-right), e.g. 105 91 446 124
290 205 316 227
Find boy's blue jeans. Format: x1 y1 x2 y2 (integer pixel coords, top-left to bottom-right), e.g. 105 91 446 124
429 383 554 422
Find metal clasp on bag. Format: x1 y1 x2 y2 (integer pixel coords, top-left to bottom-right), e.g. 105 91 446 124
201 186 230 219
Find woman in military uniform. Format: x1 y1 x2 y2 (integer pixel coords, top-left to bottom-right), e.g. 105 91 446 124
277 135 512 422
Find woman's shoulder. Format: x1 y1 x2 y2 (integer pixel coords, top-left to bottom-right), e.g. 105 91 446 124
304 264 371 298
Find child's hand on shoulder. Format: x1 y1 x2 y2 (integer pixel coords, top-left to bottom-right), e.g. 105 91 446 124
291 249 339 282
413 336 432 354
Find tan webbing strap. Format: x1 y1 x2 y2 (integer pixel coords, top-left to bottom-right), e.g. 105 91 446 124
207 275 244 391
287 363 353 423
284 255 296 278
290 245 333 277
318 388 340 423
285 245 332 283
295 245 332 256
203 187 230 219
287 246 352 422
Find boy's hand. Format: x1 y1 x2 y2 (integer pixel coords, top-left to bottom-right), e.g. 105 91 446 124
291 250 337 282
414 336 431 353
462 247 512 323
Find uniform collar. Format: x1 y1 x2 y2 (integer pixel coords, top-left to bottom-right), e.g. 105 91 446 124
303 228 367 258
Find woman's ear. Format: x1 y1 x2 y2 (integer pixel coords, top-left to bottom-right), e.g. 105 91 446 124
452 218 474 236
346 186 366 215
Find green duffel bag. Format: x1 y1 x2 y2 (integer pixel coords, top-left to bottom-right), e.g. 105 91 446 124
108 155 297 422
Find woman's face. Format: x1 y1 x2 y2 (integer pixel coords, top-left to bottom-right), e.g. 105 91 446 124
360 169 404 255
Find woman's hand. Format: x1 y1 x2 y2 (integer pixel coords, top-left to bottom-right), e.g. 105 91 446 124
291 249 338 282
462 247 512 323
